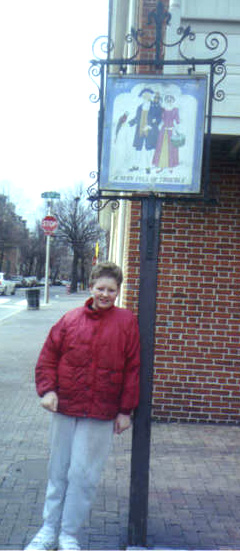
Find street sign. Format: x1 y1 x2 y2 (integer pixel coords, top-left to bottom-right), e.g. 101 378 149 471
41 191 61 199
41 215 58 235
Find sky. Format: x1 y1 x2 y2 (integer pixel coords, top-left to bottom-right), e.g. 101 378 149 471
0 0 109 228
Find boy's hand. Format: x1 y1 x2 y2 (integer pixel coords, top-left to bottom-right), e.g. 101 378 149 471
114 413 131 434
41 391 58 413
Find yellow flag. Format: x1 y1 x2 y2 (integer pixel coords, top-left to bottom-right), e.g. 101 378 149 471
95 241 99 259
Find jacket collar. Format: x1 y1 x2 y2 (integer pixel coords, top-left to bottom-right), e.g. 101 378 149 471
84 296 115 318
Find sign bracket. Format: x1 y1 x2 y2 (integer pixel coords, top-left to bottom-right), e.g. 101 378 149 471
87 1 227 210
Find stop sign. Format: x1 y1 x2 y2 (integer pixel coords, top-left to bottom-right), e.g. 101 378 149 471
41 215 58 235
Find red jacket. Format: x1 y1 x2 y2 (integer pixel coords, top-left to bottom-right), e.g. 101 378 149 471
35 298 140 420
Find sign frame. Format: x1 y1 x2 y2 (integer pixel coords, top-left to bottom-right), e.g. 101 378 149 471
100 74 207 195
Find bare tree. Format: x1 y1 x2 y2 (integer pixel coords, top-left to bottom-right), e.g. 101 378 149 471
49 238 71 283
20 222 46 278
53 187 103 292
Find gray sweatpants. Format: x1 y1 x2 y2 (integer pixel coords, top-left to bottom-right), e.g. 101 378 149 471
42 413 114 538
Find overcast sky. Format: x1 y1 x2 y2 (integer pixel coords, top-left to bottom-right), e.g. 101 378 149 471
0 0 109 227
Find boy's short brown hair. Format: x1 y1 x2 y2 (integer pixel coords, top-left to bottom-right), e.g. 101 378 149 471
89 261 123 287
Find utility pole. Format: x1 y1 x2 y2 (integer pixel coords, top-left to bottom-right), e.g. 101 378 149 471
41 191 60 304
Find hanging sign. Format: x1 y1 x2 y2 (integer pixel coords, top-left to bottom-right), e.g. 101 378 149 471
100 74 207 195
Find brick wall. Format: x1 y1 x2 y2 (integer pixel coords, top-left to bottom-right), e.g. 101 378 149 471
124 139 240 423
153 141 240 423
121 1 240 423
122 202 141 315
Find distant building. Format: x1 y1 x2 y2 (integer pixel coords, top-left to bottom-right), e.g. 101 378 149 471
0 194 29 274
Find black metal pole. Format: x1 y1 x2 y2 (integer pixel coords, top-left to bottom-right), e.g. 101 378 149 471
98 63 105 173
128 196 162 548
203 62 214 200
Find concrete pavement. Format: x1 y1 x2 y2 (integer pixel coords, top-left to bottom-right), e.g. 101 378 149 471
1 289 240 550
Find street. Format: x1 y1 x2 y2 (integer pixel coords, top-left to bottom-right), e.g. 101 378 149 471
0 285 71 323
0 293 28 323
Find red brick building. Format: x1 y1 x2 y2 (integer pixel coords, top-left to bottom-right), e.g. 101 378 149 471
104 0 240 423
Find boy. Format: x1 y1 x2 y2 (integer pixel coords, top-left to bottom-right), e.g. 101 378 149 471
24 262 140 550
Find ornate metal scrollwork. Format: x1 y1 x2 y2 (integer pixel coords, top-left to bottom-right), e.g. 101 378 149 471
205 31 228 60
88 62 101 104
87 171 120 212
128 1 171 61
87 171 99 199
89 196 120 212
127 4 196 63
88 36 115 104
89 2 197 69
178 30 228 65
212 60 227 101
92 35 114 61
165 25 195 51
89 2 228 76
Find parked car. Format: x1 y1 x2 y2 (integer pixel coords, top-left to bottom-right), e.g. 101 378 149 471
39 277 52 286
61 279 71 286
23 276 38 287
0 273 17 295
52 279 62 286
11 275 25 288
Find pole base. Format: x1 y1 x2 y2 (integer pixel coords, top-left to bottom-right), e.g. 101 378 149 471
126 547 148 550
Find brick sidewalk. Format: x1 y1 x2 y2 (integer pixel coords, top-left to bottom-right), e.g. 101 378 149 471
1 291 240 550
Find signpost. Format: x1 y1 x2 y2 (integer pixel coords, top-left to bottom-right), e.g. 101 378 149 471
41 192 60 304
41 215 58 304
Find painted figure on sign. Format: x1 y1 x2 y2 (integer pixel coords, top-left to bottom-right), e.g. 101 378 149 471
128 88 162 173
115 111 129 142
152 93 181 171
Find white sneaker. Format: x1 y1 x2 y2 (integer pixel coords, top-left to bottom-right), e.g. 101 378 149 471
58 534 81 550
24 527 58 550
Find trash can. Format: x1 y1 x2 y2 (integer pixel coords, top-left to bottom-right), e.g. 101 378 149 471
25 287 40 310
